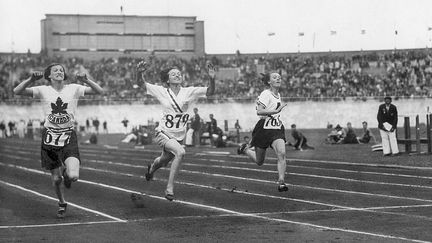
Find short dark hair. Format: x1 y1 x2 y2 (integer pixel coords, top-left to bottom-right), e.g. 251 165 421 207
44 63 68 82
160 67 178 83
260 73 270 86
291 124 296 128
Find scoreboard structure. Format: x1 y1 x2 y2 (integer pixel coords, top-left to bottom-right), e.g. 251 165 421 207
41 14 205 59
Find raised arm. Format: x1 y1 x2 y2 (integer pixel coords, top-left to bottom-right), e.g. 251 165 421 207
206 63 215 97
13 71 43 96
134 60 150 93
76 73 104 95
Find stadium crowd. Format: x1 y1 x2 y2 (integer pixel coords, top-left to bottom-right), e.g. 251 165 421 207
1 49 432 105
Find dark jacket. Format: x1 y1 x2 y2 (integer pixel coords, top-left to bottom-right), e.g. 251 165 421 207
377 103 398 130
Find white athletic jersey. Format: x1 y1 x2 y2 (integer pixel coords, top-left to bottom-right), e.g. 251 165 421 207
256 89 284 129
145 83 207 140
30 84 87 130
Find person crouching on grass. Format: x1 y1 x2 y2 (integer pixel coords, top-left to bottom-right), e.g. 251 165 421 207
13 63 103 217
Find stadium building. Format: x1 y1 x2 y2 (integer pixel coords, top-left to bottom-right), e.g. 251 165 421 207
41 14 205 60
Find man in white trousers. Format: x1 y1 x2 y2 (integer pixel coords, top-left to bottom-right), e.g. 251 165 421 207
377 96 399 156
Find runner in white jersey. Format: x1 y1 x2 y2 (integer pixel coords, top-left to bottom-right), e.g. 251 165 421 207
237 72 289 192
136 61 215 201
13 63 104 217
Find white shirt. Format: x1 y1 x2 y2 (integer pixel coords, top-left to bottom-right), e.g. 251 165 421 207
146 83 207 140
256 89 283 129
30 84 87 130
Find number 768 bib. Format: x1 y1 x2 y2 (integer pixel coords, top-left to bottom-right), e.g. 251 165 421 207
263 115 283 129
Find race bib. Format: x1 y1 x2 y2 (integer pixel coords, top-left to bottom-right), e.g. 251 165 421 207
43 130 72 147
263 115 282 129
164 113 190 129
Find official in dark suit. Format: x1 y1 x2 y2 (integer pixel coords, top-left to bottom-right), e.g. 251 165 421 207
377 96 399 156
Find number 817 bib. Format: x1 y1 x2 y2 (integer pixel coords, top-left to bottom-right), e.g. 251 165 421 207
263 115 283 129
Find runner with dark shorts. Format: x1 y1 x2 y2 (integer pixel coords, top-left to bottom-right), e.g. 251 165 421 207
238 72 289 192
13 63 103 218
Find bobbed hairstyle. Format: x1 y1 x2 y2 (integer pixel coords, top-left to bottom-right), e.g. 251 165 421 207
44 63 68 82
160 67 178 84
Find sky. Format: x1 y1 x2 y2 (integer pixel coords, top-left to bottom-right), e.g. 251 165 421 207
1 0 432 54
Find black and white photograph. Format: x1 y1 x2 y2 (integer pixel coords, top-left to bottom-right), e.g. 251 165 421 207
1 0 432 242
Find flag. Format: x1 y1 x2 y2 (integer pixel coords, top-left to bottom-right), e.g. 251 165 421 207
298 32 304 36
361 29 366 35
330 30 337 35
267 32 275 36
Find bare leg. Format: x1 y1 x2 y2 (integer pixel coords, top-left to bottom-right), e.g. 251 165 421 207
50 168 65 203
64 157 80 182
271 139 287 183
149 150 175 174
244 146 267 166
154 139 185 196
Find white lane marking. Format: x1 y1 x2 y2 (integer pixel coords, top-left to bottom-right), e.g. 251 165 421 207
0 220 119 229
3 154 432 204
5 150 432 190
5 160 432 223
1 164 429 243
0 180 126 223
7 146 432 182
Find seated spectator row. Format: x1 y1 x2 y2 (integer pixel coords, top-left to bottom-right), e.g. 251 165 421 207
1 48 432 105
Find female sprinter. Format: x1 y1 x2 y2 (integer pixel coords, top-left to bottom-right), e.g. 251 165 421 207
136 61 215 201
13 63 103 217
237 72 289 192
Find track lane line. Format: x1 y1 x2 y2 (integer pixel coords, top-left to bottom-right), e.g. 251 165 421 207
0 163 429 243
0 179 126 223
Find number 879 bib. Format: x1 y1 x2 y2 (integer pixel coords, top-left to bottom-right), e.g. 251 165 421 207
263 114 283 129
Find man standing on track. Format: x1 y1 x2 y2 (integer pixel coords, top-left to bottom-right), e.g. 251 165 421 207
13 63 104 217
377 96 399 156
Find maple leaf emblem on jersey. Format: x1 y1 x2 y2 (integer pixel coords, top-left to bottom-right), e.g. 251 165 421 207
51 97 68 114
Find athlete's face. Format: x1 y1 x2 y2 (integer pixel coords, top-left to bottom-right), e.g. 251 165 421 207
269 73 281 88
168 69 182 84
49 65 65 82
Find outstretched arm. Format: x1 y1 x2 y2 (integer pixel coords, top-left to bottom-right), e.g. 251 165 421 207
13 71 43 96
76 74 104 95
134 60 149 93
206 63 215 97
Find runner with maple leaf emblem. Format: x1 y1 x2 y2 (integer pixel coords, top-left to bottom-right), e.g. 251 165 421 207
13 63 104 218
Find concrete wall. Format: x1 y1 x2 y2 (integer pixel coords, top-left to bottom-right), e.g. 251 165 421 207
1 99 430 133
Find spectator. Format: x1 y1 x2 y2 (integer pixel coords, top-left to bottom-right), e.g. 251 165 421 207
121 117 129 134
208 113 218 147
357 121 377 144
339 122 359 144
289 124 314 150
103 120 108 133
377 96 399 156
327 124 345 144
93 117 100 134
86 118 90 133
190 108 202 146
0 121 5 138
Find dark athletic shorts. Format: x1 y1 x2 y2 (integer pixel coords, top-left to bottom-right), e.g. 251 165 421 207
250 119 286 149
40 128 81 170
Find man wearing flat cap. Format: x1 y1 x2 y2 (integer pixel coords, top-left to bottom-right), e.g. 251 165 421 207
377 96 399 156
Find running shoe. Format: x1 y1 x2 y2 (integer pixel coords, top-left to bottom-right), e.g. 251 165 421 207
62 168 72 189
237 143 248 155
165 190 174 201
57 202 67 218
145 164 154 181
277 182 289 192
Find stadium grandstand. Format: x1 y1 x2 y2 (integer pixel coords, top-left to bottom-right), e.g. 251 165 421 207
1 47 432 105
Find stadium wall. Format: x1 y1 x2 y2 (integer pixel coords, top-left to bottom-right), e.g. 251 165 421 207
1 99 430 133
